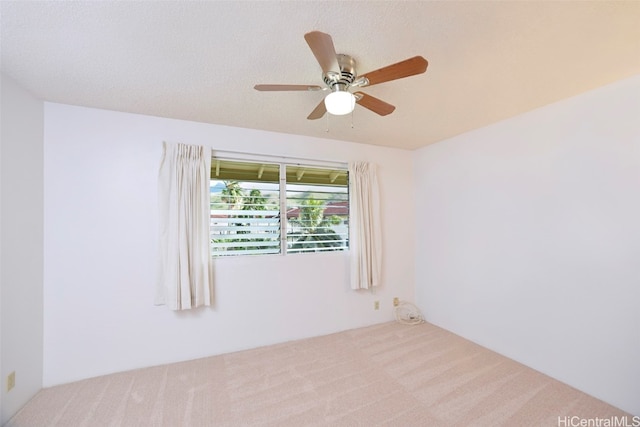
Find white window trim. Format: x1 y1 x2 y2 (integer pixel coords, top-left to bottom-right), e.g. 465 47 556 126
211 150 347 170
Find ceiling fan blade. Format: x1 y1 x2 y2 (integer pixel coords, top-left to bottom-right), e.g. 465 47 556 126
254 84 323 91
307 99 327 120
360 56 428 87
354 92 396 116
304 31 339 74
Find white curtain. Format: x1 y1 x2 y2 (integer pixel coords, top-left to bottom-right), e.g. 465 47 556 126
349 161 382 290
156 142 213 310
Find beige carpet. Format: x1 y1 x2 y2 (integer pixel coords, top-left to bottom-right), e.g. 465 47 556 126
8 322 631 426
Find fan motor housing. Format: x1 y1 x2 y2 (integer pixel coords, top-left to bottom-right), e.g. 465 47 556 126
323 54 357 90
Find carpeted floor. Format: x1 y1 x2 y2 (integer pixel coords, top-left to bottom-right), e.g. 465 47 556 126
7 322 631 426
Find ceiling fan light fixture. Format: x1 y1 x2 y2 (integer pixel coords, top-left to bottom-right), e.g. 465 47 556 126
324 91 355 115
255 31 428 120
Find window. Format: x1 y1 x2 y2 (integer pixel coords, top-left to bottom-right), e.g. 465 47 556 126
210 158 349 257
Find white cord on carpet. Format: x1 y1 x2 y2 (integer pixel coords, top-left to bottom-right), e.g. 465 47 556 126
394 301 425 325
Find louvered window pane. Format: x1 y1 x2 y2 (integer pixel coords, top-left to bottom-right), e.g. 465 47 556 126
286 166 349 254
210 160 280 256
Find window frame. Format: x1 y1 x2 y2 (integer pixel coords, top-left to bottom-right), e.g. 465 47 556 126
210 154 349 258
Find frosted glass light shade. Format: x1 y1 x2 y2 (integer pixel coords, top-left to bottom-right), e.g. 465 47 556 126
324 91 356 115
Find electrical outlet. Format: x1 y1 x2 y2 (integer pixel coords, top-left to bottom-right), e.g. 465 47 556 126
374 301 380 310
7 371 15 392
393 297 400 307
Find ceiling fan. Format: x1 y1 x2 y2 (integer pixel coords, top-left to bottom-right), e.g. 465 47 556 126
254 31 428 120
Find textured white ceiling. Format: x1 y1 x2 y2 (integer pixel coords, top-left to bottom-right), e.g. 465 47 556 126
1 1 639 150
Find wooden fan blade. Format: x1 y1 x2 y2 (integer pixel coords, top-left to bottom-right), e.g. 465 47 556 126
304 31 339 73
307 99 327 120
354 92 396 116
360 56 428 87
254 84 323 91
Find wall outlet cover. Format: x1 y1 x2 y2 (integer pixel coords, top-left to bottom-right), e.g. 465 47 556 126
7 371 15 392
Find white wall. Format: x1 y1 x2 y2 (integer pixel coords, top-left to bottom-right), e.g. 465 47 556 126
43 103 415 387
0 73 44 424
414 75 640 415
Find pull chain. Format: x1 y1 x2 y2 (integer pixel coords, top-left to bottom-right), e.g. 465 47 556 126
323 110 355 132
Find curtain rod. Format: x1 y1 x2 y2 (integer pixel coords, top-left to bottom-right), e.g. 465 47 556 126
211 149 348 169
